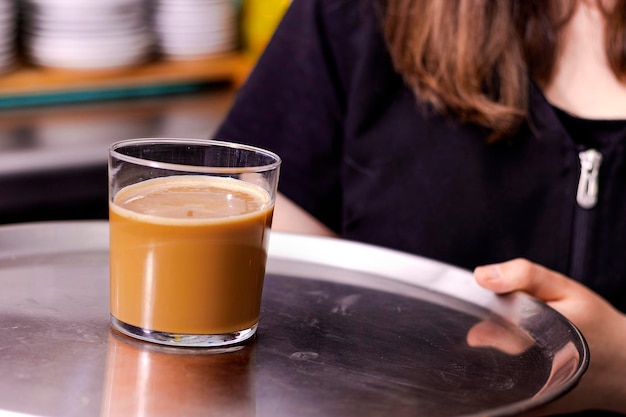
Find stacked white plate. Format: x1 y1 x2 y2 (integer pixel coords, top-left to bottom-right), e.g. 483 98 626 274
153 0 239 60
0 0 17 74
21 0 154 70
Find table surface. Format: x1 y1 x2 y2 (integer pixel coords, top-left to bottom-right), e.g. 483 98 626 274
0 221 588 417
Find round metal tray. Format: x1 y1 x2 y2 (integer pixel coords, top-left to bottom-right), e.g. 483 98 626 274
0 221 588 417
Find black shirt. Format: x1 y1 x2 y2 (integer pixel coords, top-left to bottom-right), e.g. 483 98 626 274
216 0 626 312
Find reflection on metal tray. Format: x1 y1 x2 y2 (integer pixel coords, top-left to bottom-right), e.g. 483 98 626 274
0 221 588 417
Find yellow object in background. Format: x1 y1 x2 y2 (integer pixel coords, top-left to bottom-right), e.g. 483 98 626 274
242 0 291 57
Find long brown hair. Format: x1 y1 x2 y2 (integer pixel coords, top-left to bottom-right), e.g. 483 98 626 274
383 0 626 141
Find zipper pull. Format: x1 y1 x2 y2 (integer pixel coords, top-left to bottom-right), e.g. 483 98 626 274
576 148 602 209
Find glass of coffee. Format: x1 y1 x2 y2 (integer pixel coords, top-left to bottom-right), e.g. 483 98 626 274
108 138 281 347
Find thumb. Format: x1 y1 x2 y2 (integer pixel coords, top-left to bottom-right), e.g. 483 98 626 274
473 258 574 302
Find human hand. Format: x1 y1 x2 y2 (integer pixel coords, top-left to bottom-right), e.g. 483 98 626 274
473 258 626 415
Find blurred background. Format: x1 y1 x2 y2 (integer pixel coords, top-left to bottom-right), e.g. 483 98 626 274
0 0 290 224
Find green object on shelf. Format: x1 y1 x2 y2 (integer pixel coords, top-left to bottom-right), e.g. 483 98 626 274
0 83 208 109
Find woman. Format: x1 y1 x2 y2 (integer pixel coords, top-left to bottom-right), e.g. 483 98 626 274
216 0 626 414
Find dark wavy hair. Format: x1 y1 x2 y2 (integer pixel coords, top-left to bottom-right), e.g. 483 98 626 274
383 0 626 141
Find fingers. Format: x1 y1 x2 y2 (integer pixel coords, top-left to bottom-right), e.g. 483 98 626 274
473 258 575 302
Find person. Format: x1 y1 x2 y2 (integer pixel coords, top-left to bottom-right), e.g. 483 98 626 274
215 0 626 414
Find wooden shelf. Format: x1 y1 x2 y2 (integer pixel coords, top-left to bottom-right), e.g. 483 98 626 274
0 53 254 98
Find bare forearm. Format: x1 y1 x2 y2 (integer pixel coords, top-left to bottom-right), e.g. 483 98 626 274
271 193 338 237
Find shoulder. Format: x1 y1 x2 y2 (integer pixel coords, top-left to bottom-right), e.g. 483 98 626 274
275 0 390 92
277 0 385 55
285 0 382 29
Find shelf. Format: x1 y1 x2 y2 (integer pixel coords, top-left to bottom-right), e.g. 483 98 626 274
0 53 254 105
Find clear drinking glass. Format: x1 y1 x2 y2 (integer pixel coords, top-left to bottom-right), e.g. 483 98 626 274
108 138 281 347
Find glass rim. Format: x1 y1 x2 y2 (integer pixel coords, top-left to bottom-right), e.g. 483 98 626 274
109 138 282 174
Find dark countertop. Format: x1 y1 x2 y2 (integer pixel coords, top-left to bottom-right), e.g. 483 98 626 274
0 84 236 224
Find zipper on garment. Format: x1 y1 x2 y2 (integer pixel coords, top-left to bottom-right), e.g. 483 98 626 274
576 149 602 209
570 148 602 281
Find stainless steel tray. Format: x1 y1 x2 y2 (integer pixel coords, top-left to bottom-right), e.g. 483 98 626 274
0 221 588 417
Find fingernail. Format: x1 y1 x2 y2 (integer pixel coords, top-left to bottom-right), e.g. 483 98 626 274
476 264 503 282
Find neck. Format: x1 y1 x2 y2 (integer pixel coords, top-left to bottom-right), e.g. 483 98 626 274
543 1 626 119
